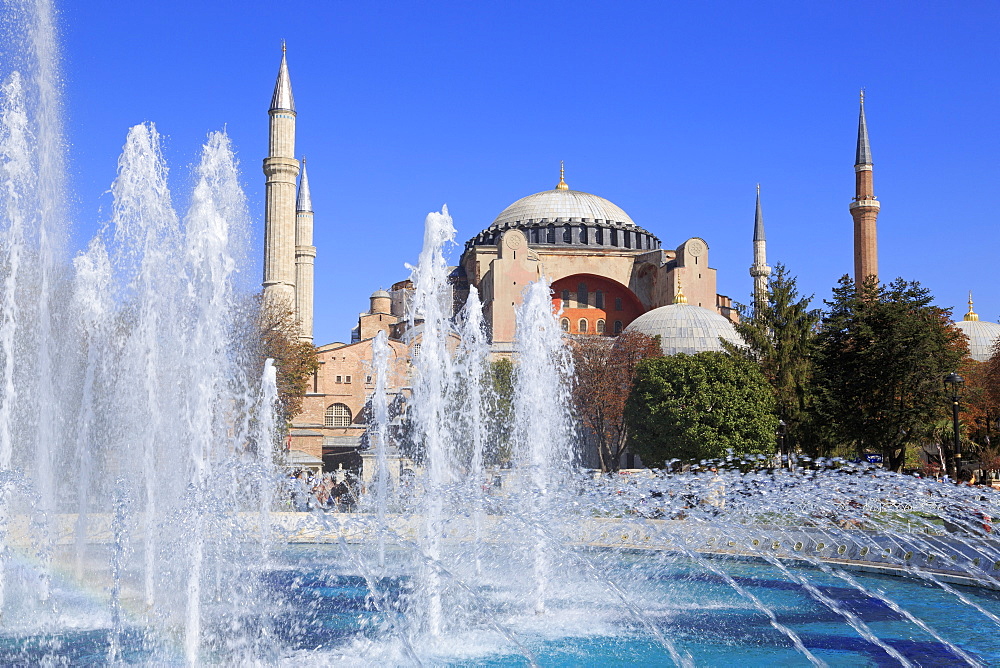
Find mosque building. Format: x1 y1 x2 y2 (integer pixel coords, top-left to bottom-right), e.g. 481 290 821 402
262 50 997 470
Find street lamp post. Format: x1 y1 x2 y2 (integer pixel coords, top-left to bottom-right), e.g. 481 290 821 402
944 372 964 481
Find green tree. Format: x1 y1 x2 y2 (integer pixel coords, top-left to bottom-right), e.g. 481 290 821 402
625 351 777 465
723 263 823 455
813 276 968 471
487 358 515 465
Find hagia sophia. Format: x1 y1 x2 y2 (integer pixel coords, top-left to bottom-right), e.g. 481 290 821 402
258 50 1000 473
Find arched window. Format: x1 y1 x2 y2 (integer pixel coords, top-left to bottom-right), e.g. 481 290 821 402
546 224 555 243
560 318 570 332
577 282 588 308
595 290 604 309
610 228 618 247
530 227 540 243
614 320 623 334
563 224 572 243
561 289 571 306
623 231 632 248
578 319 588 333
579 225 588 244
595 227 604 245
325 403 352 427
596 319 606 335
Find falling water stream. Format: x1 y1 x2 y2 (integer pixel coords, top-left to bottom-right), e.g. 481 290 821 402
2 1 1000 665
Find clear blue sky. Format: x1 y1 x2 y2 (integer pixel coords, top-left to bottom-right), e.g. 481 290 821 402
57 1 999 344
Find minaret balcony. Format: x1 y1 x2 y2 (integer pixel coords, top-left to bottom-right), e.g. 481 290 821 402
849 199 880 211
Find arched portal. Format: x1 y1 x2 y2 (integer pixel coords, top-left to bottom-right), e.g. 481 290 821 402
551 274 644 335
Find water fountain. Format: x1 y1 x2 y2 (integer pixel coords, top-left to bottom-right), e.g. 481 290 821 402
2 1 1000 665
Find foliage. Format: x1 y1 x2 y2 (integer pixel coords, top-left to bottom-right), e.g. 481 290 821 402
255 293 319 425
570 331 661 472
625 351 777 465
813 276 968 471
487 358 515 465
960 343 1000 449
978 445 1000 476
723 264 823 455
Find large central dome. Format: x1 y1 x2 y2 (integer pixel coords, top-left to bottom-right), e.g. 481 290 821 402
464 173 658 252
491 188 635 228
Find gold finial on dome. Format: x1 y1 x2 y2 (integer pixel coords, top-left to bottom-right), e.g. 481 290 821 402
556 161 569 190
674 278 688 304
965 291 979 321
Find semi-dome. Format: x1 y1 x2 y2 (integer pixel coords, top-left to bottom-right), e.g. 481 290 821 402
954 295 1000 362
491 188 635 228
625 302 743 356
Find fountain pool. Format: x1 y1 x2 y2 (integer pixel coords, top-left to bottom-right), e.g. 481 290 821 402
4 542 1000 666
2 1 1000 666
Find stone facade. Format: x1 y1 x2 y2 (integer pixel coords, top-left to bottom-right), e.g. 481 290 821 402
459 182 732 350
291 337 412 469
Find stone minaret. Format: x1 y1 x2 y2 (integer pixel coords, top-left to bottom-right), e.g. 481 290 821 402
295 159 315 343
749 184 771 307
850 89 879 286
262 43 300 311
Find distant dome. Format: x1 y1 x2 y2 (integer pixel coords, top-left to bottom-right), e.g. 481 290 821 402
491 188 635 228
625 303 743 355
370 289 391 299
954 319 1000 362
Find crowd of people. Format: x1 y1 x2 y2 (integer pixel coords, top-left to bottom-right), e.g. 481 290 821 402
289 470 359 511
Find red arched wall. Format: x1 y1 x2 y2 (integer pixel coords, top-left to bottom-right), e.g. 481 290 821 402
550 274 644 336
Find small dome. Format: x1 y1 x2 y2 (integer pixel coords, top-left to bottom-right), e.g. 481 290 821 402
625 303 743 356
371 289 391 299
954 319 1000 362
491 188 635 228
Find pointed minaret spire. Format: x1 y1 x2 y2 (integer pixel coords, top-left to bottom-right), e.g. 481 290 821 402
295 157 316 343
270 42 295 112
296 157 312 213
753 183 765 242
749 184 771 307
556 160 569 190
856 89 872 167
850 88 880 287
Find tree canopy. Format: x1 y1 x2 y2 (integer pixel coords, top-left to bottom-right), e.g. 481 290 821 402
570 330 661 472
255 294 319 425
813 276 968 471
625 351 777 465
724 263 822 455
960 340 1000 450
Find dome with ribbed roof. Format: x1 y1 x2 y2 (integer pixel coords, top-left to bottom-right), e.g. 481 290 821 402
464 175 660 252
491 188 635 229
953 294 1000 362
954 320 1000 362
625 303 743 356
